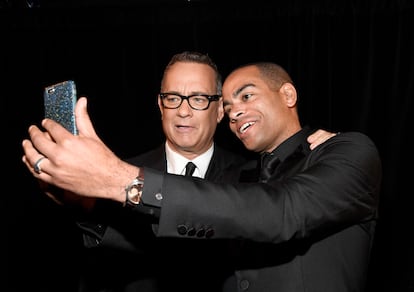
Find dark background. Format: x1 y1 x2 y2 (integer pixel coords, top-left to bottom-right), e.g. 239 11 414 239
4 1 413 291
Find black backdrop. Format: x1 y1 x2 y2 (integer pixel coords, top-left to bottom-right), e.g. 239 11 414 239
4 1 413 291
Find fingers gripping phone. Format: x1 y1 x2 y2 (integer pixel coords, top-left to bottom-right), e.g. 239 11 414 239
44 80 78 135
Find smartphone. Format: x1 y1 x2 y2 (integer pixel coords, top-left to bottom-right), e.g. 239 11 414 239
44 80 78 135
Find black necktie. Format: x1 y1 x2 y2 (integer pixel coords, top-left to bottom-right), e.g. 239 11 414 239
184 162 197 176
259 153 280 182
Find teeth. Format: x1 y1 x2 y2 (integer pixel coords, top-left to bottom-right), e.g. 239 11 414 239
239 122 255 133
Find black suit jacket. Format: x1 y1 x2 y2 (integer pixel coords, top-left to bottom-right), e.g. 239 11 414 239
78 143 246 292
140 127 382 292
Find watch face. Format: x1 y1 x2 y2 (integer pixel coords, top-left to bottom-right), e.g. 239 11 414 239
126 178 144 206
128 186 140 204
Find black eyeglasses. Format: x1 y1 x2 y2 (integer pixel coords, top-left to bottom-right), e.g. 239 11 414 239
159 93 221 111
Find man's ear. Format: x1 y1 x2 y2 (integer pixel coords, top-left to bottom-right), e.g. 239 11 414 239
281 83 297 107
217 97 224 123
157 95 164 119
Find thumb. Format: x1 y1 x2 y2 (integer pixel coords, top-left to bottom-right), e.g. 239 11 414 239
75 97 98 137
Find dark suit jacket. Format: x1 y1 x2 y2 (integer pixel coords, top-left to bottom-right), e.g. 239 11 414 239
140 127 382 292
77 143 246 292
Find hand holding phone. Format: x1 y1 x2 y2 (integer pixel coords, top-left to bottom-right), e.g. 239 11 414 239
44 80 78 135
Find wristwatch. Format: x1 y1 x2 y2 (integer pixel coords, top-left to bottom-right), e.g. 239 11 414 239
124 176 144 207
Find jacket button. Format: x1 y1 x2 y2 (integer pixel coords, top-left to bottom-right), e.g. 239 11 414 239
240 279 249 290
205 228 215 238
187 227 196 236
177 224 188 235
196 228 205 237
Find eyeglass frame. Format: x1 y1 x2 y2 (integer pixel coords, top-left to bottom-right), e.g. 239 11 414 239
159 92 221 111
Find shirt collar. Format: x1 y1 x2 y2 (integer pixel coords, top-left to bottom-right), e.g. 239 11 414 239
265 126 313 163
165 142 214 178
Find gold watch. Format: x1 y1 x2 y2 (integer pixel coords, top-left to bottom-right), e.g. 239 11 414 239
124 177 144 207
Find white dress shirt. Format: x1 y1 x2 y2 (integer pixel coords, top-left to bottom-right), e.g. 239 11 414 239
165 141 214 178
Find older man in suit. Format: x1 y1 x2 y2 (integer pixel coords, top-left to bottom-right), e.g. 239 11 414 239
76 51 246 291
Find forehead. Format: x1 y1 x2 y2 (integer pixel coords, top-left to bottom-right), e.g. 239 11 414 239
225 66 260 84
223 66 262 94
163 62 216 88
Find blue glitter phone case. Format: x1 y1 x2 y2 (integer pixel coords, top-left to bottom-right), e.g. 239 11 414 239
44 80 78 135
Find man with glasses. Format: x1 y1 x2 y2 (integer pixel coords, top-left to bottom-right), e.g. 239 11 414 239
75 51 248 291
22 52 335 292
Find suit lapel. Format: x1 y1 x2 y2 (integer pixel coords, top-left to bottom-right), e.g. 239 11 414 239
126 144 167 171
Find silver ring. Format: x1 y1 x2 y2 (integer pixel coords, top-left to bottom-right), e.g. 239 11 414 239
34 157 46 174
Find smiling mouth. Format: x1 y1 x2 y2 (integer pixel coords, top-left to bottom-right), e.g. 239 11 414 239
239 122 255 134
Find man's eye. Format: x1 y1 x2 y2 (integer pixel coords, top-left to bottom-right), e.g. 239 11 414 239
167 96 179 102
192 97 207 103
242 94 252 101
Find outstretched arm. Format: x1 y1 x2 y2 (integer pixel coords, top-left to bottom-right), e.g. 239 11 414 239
22 97 140 203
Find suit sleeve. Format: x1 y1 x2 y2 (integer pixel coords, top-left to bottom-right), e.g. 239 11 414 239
140 132 382 243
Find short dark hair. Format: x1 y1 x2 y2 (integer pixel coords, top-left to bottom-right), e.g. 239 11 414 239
235 62 294 91
161 51 222 95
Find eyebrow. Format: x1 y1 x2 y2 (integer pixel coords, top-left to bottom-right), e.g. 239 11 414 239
223 83 256 108
233 83 256 97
